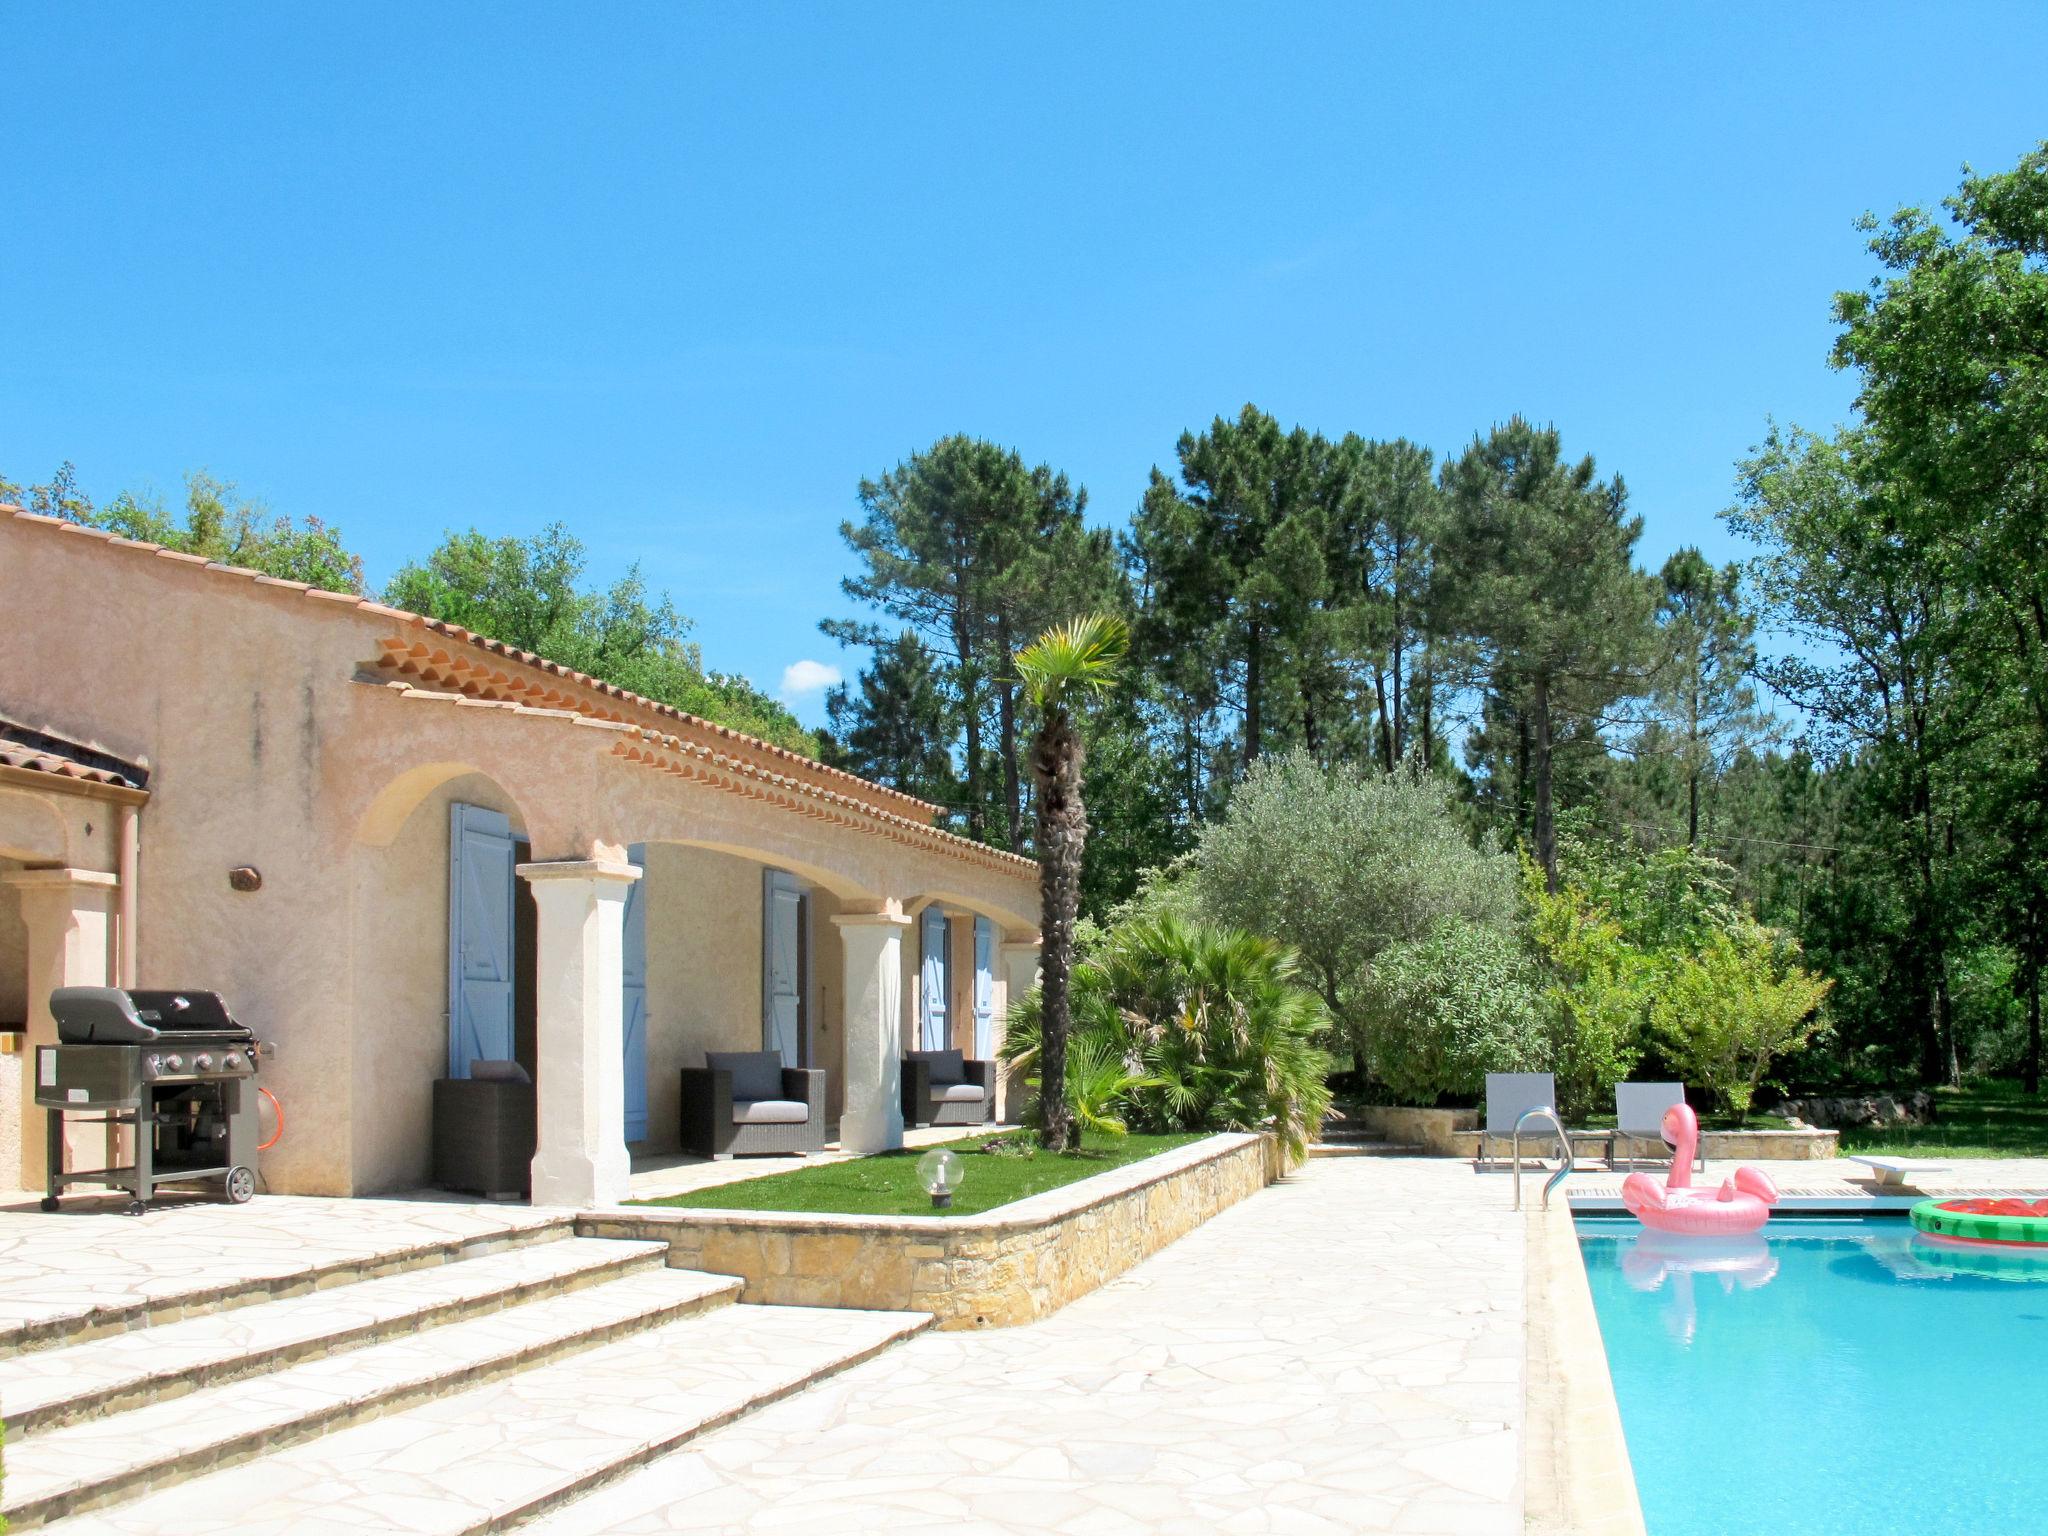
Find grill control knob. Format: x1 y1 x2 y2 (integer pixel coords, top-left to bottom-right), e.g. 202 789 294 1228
165 1054 184 1073
145 1054 162 1076
195 1054 214 1073
222 1052 241 1072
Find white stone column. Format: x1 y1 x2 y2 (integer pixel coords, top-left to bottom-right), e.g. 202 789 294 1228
998 934 1042 1126
4 868 117 1191
518 858 640 1209
832 905 911 1155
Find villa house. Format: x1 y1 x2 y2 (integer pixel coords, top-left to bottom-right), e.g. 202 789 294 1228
0 506 1040 1205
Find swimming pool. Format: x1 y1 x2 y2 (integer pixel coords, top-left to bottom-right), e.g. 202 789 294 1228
1578 1213 2047 1536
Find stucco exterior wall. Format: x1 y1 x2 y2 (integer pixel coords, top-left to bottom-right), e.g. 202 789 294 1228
1 512 1038 1197
639 844 766 1156
0 860 27 1027
0 535 367 1195
948 913 974 1055
349 771 531 1195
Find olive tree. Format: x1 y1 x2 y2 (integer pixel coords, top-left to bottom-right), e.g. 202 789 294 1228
1187 750 1522 1075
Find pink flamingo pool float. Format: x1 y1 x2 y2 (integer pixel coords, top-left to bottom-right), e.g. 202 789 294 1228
1621 1102 1779 1235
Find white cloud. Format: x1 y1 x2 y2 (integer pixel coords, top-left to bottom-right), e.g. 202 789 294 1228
779 659 842 700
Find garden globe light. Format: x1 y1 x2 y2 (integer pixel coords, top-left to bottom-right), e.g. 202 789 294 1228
917 1148 964 1209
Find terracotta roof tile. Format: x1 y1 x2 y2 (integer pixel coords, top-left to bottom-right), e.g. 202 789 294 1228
0 715 148 793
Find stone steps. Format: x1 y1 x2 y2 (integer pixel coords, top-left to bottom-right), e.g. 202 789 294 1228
0 1236 668 1437
38 1301 930 1536
0 1209 577 1360
1307 1142 1427 1158
1315 1121 1386 1143
1312 1121 1425 1157
5 1264 742 1528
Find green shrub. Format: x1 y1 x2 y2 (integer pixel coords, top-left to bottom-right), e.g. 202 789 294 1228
1005 914 1334 1161
1523 855 1652 1120
1365 919 1545 1103
1650 922 1832 1118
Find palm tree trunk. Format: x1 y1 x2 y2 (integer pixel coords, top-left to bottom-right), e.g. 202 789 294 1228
1034 708 1087 1150
1532 674 1557 894
998 617 1021 849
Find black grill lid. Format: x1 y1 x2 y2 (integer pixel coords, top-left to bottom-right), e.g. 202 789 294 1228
50 988 250 1045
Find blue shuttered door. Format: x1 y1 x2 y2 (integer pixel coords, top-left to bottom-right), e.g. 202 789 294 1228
920 906 949 1051
762 871 804 1065
448 803 516 1079
973 917 996 1059
622 845 649 1142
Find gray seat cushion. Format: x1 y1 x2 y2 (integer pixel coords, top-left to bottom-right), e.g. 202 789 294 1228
707 1050 783 1102
923 1049 965 1085
732 1098 810 1126
929 1082 986 1105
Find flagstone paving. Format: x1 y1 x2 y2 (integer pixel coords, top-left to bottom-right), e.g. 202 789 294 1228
527 1157 1527 1536
0 1192 572 1351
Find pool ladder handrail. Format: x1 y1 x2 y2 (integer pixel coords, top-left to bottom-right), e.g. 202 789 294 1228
1511 1106 1575 1210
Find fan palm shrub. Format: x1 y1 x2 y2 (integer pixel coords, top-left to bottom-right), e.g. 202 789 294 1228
1005 914 1335 1162
1015 613 1128 1149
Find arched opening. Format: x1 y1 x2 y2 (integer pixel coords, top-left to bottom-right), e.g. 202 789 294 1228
903 897 1017 1068
0 789 68 866
0 788 72 1184
348 766 536 1195
621 839 867 1156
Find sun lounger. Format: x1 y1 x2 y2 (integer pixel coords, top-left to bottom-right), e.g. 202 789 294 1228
1603 1082 1706 1172
1848 1155 1949 1190
1481 1073 1567 1168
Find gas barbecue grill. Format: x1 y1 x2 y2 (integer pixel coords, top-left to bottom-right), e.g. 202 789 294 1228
36 987 264 1213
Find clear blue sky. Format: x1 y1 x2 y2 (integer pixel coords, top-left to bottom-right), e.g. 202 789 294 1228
5 4 2045 726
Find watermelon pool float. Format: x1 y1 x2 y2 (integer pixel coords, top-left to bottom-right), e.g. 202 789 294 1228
1910 1196 2048 1247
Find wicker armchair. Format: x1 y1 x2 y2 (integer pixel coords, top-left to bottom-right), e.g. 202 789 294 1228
679 1050 824 1159
901 1048 996 1129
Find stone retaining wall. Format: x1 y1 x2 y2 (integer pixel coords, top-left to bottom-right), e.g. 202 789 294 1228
579 1132 1283 1329
1774 1091 1933 1129
1352 1105 1476 1154
1446 1126 1839 1161
1351 1104 1838 1163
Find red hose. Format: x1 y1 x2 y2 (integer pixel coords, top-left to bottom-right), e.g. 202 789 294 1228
258 1087 284 1152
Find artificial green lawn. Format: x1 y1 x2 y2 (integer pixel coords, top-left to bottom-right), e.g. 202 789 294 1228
631 1130 1208 1217
1837 1080 2048 1159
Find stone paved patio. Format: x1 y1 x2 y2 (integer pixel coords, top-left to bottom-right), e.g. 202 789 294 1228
527 1156 1526 1536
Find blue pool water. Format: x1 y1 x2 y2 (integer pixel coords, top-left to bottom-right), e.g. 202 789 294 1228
1578 1214 2048 1536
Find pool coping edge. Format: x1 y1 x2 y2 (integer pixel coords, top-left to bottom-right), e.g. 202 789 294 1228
1523 1195 1647 1536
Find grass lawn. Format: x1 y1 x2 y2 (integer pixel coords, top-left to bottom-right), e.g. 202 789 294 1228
630 1129 1210 1217
1837 1079 2048 1159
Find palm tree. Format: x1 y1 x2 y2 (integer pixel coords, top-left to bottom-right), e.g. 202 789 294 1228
1014 613 1128 1149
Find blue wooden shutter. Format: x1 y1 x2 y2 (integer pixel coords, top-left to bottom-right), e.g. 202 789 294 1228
447 803 516 1079
621 844 649 1142
920 906 949 1051
973 917 996 1059
762 871 803 1065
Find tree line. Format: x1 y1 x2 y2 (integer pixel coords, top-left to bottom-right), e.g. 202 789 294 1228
823 144 2048 1095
